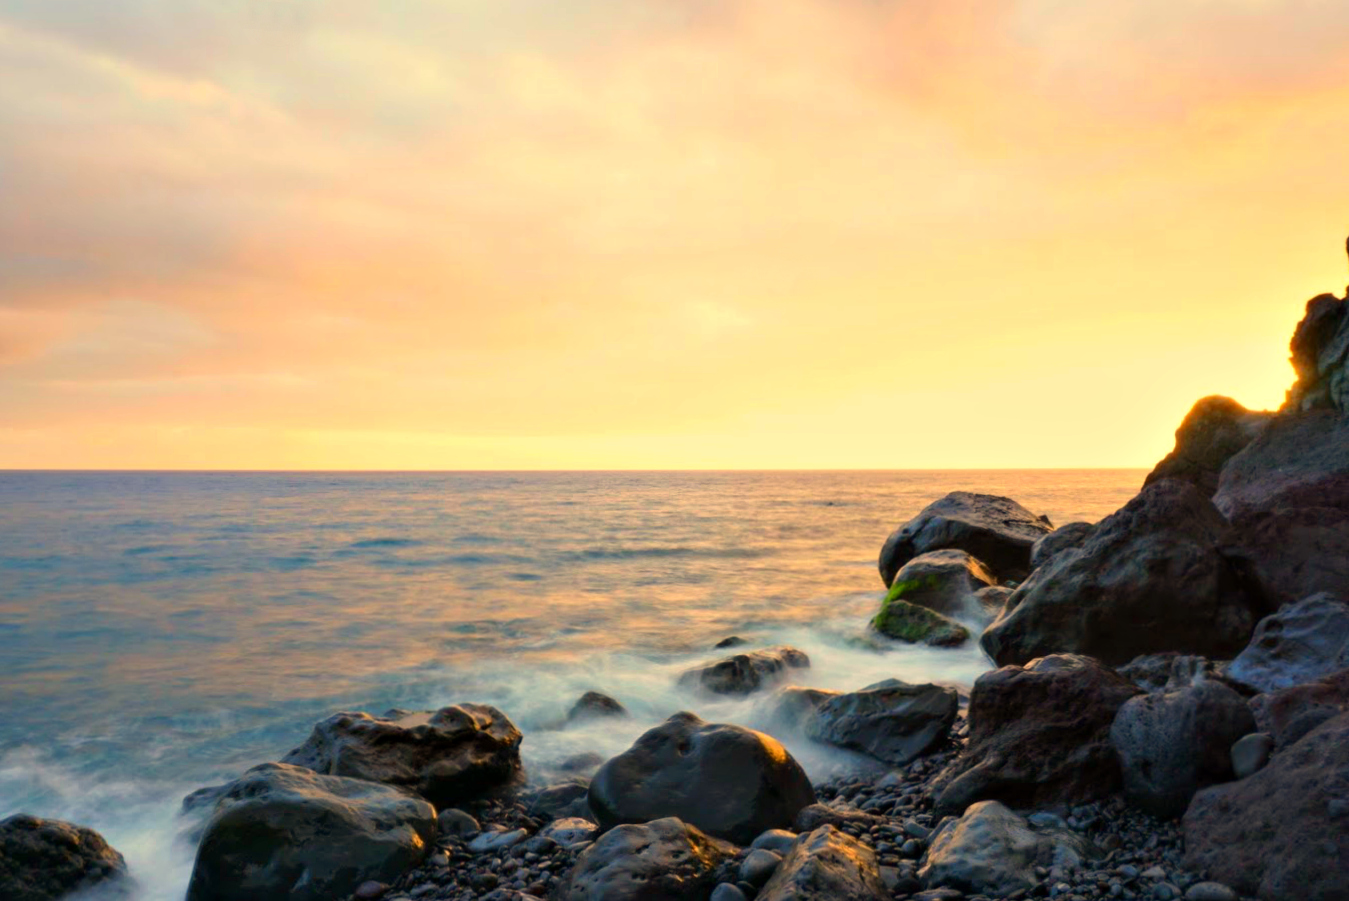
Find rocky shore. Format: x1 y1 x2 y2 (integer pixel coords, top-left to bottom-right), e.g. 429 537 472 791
5 252 1349 901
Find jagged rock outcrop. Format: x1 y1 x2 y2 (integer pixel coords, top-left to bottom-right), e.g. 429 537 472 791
757 825 889 901
561 817 733 901
1283 290 1349 413
805 679 959 766
981 479 1260 667
678 646 811 697
879 492 1053 587
0 814 130 901
1144 396 1272 498
281 704 522 809
588 712 815 845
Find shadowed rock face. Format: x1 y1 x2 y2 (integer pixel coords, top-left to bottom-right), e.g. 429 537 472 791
0 814 130 901
677 646 811 697
930 655 1141 816
1226 593 1349 693
1029 522 1095 573
757 825 889 901
1249 667 1349 749
879 492 1053 587
561 817 733 901
805 679 959 767
185 763 436 901
1144 396 1272 499
981 479 1259 668
1284 291 1349 413
1184 713 1349 901
588 712 816 845
281 704 522 809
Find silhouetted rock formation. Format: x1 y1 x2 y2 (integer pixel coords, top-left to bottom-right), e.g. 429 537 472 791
879 492 1053 586
1144 396 1271 498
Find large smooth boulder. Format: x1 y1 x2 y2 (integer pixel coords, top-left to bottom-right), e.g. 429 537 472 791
930 655 1141 816
1225 593 1349 693
561 817 733 901
918 801 1094 896
1110 679 1256 817
185 763 436 901
1249 667 1349 748
588 712 816 845
0 815 129 901
1029 521 1095 572
879 492 1053 587
805 679 958 766
980 479 1259 667
678 646 811 697
1283 291 1349 413
757 825 889 901
871 599 970 647
281 704 521 809
1183 712 1349 901
883 549 998 619
1144 396 1271 498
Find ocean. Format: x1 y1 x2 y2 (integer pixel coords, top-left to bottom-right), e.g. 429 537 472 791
0 469 1144 899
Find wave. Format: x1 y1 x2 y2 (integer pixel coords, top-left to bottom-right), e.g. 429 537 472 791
565 546 773 561
347 537 422 549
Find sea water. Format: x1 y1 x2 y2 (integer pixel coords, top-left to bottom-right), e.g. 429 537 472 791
0 470 1143 899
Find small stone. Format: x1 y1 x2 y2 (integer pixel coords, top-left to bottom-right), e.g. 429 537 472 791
1229 733 1274 779
355 882 389 900
903 819 932 840
750 828 797 855
711 884 748 901
1329 799 1349 819
739 848 783 886
901 838 923 857
469 829 528 854
438 808 480 837
1184 883 1238 901
914 890 965 901
1140 866 1166 880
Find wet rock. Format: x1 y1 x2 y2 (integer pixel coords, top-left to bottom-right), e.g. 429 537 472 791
539 817 598 846
560 817 732 901
871 599 971 647
588 712 815 844
1145 396 1272 498
931 655 1141 816
879 492 1053 586
761 686 840 733
1249 667 1349 748
882 549 998 620
1229 733 1273 779
716 636 750 648
1184 712 1349 901
740 848 783 886
437 808 479 837
805 679 959 766
525 779 590 820
565 692 628 724
1030 522 1096 572
185 762 436 901
751 829 798 855
281 704 522 808
757 825 890 901
1226 593 1349 693
1110 679 1256 817
678 646 811 697
0 814 130 901
981 480 1259 667
973 586 1013 618
918 801 1094 896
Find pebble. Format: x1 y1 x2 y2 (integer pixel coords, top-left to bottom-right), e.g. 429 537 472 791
1328 799 1349 820
1184 882 1238 901
739 848 782 887
710 884 748 901
437 809 480 838
469 829 528 854
354 882 389 900
750 828 798 855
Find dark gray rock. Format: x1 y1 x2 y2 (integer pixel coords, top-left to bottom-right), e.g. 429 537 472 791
1184 712 1349 901
566 692 628 724
561 817 733 901
805 679 959 766
716 636 750 648
1145 396 1272 498
751 829 799 855
981 480 1259 667
185 762 436 901
1110 680 1256 817
879 492 1054 587
588 712 816 845
918 800 1094 896
1184 883 1239 901
740 848 783 886
1227 593 1349 693
437 808 479 837
525 779 591 820
761 686 840 734
539 818 598 846
1248 667 1349 748
281 704 522 808
973 586 1013 618
678 646 811 697
1030 521 1096 572
931 655 1141 816
710 884 748 901
757 825 890 901
1283 291 1349 413
1229 733 1273 779
883 549 998 620
0 814 129 901
1222 504 1349 611
1116 653 1226 693
793 804 887 833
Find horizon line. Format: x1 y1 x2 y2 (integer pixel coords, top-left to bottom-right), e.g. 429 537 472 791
0 466 1153 474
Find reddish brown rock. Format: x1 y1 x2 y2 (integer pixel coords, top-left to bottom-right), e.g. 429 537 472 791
1249 667 1349 749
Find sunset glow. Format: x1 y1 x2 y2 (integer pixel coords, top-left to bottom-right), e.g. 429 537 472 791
3 0 1348 469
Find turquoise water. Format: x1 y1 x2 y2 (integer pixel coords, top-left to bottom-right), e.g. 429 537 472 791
0 470 1143 899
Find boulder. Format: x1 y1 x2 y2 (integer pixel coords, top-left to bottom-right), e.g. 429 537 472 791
1110 679 1256 817
1249 667 1349 748
1229 733 1273 779
930 655 1141 816
1029 522 1096 572
1283 291 1349 413
973 586 1013 618
1116 653 1226 693
566 692 628 724
560 817 733 901
1226 593 1349 693
761 686 840 734
981 480 1259 667
917 801 1094 896
185 762 436 901
871 599 970 647
1183 712 1349 901
0 814 129 901
1213 410 1349 521
588 712 816 845
757 825 889 901
281 704 522 809
1221 505 1349 610
879 492 1053 587
805 679 959 767
883 549 998 619
678 646 810 697
1144 396 1271 498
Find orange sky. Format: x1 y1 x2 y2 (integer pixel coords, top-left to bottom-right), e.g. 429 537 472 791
1 0 1348 469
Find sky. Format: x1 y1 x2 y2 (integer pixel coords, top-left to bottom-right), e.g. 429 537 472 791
1 0 1348 470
